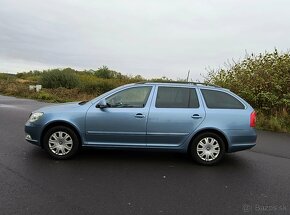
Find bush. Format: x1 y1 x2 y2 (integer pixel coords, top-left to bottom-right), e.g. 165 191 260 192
0 73 16 81
77 70 141 95
94 66 126 79
78 74 127 95
16 71 41 82
40 68 79 89
205 49 290 115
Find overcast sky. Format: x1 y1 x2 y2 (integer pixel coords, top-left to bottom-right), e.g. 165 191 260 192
0 0 290 80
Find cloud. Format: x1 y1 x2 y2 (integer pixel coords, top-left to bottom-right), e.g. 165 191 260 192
0 0 290 80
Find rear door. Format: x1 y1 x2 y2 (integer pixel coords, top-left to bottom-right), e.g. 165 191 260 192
146 86 205 147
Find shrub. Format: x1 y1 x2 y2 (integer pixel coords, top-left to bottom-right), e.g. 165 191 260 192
94 66 126 79
78 72 133 95
40 68 79 89
256 111 290 133
0 73 16 81
205 49 290 115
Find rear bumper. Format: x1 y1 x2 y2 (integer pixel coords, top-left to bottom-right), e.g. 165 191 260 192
228 143 256 152
225 128 257 152
24 121 42 146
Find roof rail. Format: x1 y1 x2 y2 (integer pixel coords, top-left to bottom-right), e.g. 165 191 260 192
135 81 221 88
190 82 221 88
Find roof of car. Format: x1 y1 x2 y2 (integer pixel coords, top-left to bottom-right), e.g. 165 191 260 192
134 81 222 89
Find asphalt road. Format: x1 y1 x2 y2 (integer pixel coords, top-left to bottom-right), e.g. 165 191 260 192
0 95 289 215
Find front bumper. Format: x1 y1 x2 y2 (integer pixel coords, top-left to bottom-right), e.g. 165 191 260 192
24 121 42 146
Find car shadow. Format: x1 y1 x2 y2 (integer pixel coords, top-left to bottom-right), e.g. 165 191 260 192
27 146 252 169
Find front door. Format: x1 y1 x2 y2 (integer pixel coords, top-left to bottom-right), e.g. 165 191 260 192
85 86 153 147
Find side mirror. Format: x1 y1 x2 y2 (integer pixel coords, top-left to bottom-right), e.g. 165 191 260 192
96 99 108 109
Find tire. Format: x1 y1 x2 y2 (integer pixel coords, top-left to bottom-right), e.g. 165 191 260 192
43 126 80 159
190 132 226 165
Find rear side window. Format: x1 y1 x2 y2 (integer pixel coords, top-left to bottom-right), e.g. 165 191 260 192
201 89 245 109
156 87 199 108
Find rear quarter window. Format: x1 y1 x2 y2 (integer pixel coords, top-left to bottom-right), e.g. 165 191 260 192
201 89 245 109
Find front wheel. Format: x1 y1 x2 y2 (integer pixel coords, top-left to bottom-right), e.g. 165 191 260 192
190 132 226 165
43 126 80 159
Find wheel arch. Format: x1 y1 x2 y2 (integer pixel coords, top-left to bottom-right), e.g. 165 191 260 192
187 128 229 153
40 120 83 148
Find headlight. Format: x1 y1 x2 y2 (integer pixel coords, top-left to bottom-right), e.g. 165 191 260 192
29 112 44 123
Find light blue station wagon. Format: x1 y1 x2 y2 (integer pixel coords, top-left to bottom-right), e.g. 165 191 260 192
25 82 257 165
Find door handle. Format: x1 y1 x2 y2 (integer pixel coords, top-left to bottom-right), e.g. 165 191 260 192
191 114 202 119
135 113 145 118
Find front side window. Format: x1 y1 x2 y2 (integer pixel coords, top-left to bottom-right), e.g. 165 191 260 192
106 86 152 108
156 87 199 108
201 89 245 109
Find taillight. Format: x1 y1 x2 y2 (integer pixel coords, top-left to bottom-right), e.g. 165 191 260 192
250 111 256 127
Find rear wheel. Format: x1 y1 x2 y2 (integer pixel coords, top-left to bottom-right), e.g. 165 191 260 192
190 132 225 165
43 126 80 159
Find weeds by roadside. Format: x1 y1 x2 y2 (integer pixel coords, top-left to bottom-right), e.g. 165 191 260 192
0 79 95 103
256 111 290 133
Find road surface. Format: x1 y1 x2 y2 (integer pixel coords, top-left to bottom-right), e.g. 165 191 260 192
0 95 289 214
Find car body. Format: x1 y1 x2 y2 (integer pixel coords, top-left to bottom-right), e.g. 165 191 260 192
25 82 257 165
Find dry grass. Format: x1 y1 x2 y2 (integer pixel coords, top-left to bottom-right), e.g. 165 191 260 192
0 80 96 102
16 78 31 84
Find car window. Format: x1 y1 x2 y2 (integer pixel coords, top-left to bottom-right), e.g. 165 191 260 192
156 87 199 108
106 86 152 108
201 89 245 109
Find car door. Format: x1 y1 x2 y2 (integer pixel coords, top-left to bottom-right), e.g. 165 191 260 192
85 86 153 147
146 86 205 147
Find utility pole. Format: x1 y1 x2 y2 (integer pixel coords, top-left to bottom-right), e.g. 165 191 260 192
186 70 190 82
